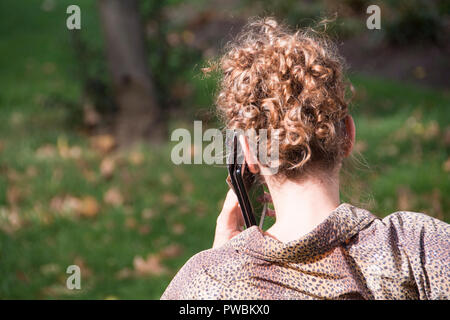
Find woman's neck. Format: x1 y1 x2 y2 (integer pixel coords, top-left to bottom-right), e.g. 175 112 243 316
264 170 341 243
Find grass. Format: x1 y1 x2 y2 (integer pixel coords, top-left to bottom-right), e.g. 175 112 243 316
0 0 449 299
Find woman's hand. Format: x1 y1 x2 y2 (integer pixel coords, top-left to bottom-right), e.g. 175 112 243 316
212 188 275 248
212 189 245 249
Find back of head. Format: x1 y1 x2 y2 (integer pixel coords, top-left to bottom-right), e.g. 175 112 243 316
208 17 352 180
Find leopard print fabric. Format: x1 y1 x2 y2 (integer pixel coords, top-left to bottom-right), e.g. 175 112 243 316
161 203 450 300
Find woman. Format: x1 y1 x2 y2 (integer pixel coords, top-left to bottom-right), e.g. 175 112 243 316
161 17 449 300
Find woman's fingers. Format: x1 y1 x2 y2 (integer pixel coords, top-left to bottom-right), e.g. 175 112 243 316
213 189 244 248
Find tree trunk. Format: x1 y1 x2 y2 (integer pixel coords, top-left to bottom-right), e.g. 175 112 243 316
98 0 165 146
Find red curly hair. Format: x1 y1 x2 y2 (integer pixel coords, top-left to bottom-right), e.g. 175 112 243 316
205 17 352 179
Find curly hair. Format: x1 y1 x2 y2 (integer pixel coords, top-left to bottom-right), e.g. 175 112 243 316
205 17 352 179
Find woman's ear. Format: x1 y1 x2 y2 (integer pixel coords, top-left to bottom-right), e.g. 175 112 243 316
238 135 260 174
344 115 355 157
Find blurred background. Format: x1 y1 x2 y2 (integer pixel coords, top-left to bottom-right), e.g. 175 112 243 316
0 0 448 299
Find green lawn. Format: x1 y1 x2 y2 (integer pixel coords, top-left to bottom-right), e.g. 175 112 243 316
0 0 449 299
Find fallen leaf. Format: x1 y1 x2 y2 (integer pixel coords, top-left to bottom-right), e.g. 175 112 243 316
100 157 116 179
36 144 56 159
183 181 194 194
5 208 22 231
116 268 133 280
181 30 195 45
133 254 168 276
16 271 29 283
50 195 80 214
179 205 190 215
166 32 180 46
141 208 155 220
10 112 24 126
125 217 137 229
160 173 172 186
354 140 367 153
160 244 183 259
443 157 450 172
104 187 124 207
57 138 83 159
90 134 116 154
128 151 144 165
40 263 61 276
443 127 450 146
172 223 185 235
83 100 101 127
162 193 178 206
397 187 413 211
412 66 426 79
7 186 21 207
77 196 100 218
138 224 151 235
424 121 440 140
26 166 38 178
6 168 21 183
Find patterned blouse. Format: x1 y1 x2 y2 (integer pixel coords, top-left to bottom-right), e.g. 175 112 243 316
161 203 449 300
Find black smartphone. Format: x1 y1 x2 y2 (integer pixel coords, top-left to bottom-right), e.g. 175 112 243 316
226 133 265 228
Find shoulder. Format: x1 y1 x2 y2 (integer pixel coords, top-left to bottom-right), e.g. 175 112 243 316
380 210 450 238
161 244 243 300
365 210 450 267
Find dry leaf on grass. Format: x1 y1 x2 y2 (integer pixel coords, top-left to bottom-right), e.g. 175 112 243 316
125 217 137 229
100 157 116 179
104 188 124 207
354 140 368 153
179 205 190 215
83 101 101 127
0 208 23 233
116 268 133 280
443 157 450 172
160 244 183 259
90 134 116 154
7 186 21 207
35 144 56 159
16 271 29 283
160 173 172 186
162 193 178 206
40 263 61 276
141 208 155 220
172 223 185 235
133 254 168 276
77 196 100 218
6 168 21 183
138 224 151 235
50 195 100 218
397 187 414 211
50 195 80 213
57 137 82 159
26 166 38 178
128 151 144 165
183 181 194 194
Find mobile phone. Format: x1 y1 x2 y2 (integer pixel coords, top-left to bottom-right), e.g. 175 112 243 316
226 134 265 228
